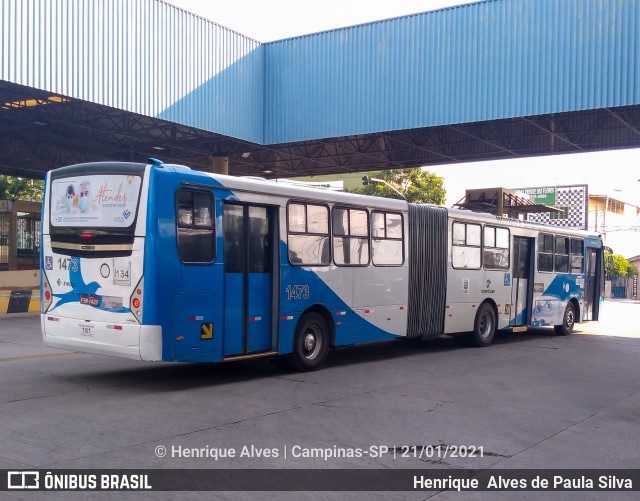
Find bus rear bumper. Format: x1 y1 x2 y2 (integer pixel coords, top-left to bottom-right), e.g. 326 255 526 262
41 315 162 361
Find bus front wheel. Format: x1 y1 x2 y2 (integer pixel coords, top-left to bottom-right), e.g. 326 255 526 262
292 312 330 372
554 303 575 336
470 303 497 347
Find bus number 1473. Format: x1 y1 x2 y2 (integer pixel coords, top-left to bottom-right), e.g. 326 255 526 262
58 257 78 272
286 285 310 300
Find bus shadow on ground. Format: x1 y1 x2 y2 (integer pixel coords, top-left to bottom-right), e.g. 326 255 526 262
324 327 565 368
493 327 565 344
58 328 583 392
59 359 281 392
57 338 460 391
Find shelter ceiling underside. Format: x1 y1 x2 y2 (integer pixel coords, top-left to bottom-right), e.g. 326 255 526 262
2 81 640 179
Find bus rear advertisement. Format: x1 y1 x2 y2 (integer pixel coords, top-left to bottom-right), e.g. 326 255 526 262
40 160 605 371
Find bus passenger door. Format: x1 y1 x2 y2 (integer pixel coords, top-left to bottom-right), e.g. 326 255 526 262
511 236 534 326
223 203 275 357
584 247 601 321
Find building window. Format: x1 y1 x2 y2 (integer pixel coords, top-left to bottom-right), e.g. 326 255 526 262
484 226 510 270
176 189 215 263
452 221 481 269
332 207 369 266
371 211 404 266
287 202 330 265
607 199 624 215
550 206 569 220
538 233 554 272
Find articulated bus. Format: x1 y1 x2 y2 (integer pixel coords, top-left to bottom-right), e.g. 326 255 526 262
40 160 605 371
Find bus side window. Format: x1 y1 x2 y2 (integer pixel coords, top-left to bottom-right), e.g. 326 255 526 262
538 233 554 272
451 221 481 269
287 202 330 266
333 207 369 266
176 189 215 263
371 211 404 266
483 226 510 270
554 235 569 273
570 239 584 274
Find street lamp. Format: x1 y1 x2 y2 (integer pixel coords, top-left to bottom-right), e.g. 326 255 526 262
361 175 406 200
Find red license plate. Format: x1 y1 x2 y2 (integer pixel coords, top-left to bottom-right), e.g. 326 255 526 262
80 294 100 307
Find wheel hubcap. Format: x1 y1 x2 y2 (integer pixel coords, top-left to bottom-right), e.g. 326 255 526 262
302 326 321 360
566 309 575 328
479 313 492 338
304 333 316 351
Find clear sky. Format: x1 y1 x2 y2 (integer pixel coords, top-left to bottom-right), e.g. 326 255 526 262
168 0 640 209
169 0 470 42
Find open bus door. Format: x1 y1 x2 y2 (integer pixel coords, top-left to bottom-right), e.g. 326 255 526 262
511 236 535 326
583 246 603 321
222 203 278 358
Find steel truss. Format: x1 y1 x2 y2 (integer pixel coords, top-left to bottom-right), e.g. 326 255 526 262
2 81 640 180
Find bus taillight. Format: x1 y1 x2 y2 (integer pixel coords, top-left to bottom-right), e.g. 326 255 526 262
129 277 143 323
41 271 53 313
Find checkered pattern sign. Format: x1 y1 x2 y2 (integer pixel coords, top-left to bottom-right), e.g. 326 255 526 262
526 185 587 229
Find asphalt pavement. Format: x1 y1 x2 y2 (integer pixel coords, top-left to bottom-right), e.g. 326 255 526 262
0 300 638 500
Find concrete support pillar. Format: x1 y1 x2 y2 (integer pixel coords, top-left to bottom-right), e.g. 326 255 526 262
210 156 229 175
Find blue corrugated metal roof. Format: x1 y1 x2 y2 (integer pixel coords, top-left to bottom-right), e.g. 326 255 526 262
264 0 640 143
0 0 264 143
1 0 639 146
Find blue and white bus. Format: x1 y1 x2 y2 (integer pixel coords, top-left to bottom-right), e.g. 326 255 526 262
40 160 605 371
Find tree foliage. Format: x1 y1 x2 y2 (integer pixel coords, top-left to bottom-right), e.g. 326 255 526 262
349 168 446 205
0 176 43 201
605 251 638 278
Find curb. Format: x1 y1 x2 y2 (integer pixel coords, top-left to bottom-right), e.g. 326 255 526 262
0 290 40 315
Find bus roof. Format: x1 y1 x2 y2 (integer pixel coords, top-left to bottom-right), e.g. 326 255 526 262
446 205 601 239
166 163 601 239
51 161 601 241
171 166 410 212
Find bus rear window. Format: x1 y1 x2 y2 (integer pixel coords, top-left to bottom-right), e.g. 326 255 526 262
50 174 142 228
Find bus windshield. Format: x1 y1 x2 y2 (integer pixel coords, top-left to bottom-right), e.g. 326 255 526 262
50 173 142 229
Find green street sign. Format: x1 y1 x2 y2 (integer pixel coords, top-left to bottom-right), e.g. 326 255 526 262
518 186 556 205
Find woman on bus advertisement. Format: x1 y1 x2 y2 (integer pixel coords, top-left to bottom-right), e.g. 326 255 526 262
51 174 141 228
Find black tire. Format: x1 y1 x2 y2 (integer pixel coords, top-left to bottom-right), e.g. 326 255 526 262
470 303 497 347
554 302 576 336
292 312 330 372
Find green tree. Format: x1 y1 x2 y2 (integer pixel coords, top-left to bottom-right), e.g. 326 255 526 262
349 168 446 205
0 175 43 201
605 251 638 278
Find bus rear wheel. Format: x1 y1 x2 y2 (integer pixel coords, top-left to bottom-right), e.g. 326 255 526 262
554 303 575 336
470 303 497 347
292 312 330 372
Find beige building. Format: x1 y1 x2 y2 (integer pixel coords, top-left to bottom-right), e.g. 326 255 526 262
588 193 640 259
